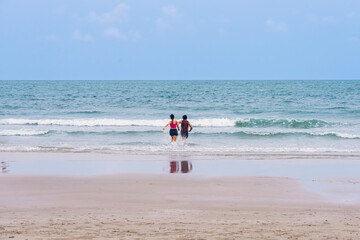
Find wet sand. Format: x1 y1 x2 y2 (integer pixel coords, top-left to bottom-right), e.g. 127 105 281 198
1 173 360 239
1 152 360 239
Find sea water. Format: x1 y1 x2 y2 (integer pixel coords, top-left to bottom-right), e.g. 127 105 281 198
0 80 359 155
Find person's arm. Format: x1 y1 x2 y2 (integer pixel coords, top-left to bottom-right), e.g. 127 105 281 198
188 122 193 132
177 121 181 131
163 121 170 131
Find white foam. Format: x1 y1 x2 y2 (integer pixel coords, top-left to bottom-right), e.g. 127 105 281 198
191 118 235 127
311 132 360 139
0 117 347 129
0 130 49 136
331 133 360 139
0 118 237 127
1 145 359 154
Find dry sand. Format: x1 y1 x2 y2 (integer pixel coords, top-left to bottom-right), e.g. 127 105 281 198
1 174 360 240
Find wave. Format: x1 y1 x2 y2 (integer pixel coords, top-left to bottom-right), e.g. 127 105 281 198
313 132 360 139
0 118 169 127
0 130 51 136
66 130 160 136
235 119 331 129
66 130 360 139
0 118 339 128
192 131 360 139
0 118 235 127
0 105 21 110
1 145 359 155
0 126 358 139
66 110 102 114
1 129 357 140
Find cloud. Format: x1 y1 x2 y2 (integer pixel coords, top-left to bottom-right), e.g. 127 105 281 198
322 17 337 23
104 27 127 40
349 36 359 42
348 12 356 18
73 31 93 42
47 35 57 40
156 5 182 31
130 32 141 41
156 18 169 30
161 6 182 22
307 16 339 24
89 4 129 23
104 28 141 41
218 18 231 24
52 7 66 15
265 19 288 32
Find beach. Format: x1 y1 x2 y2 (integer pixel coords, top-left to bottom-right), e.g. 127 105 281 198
1 80 360 239
2 0 360 237
1 152 360 239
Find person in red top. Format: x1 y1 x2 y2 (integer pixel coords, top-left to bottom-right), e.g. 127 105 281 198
178 115 193 145
163 114 180 142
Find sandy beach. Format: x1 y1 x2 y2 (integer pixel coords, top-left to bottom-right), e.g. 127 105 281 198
2 0 360 238
1 158 360 240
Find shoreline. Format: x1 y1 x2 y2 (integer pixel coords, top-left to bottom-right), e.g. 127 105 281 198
2 150 360 160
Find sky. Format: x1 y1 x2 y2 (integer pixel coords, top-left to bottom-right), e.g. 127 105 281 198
0 0 359 80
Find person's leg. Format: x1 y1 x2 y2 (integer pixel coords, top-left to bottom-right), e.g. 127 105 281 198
170 133 176 142
170 129 176 142
173 135 177 142
182 132 188 145
180 133 185 144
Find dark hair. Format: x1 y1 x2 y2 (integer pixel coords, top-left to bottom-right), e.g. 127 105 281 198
183 115 187 120
170 114 174 120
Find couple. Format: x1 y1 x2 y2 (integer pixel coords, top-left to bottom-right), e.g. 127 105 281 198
163 114 193 143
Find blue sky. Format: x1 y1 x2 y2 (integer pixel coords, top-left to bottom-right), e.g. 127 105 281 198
0 0 359 80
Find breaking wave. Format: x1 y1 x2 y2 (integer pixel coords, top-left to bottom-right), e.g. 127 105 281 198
0 130 51 136
235 119 331 129
0 118 338 128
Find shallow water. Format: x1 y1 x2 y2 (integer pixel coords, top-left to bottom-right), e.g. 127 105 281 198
2 152 360 203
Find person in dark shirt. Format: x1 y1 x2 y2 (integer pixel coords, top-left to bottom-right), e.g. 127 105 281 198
178 115 193 145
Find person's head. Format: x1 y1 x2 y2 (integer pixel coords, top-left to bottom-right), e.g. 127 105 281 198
183 115 187 120
170 114 174 120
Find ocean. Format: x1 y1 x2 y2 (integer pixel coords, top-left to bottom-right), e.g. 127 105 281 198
0 80 359 155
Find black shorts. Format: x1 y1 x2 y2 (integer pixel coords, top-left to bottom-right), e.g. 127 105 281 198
181 132 189 138
169 129 178 136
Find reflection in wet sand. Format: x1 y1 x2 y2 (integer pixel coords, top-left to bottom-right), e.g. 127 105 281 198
170 161 179 173
169 161 192 174
1 161 9 174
